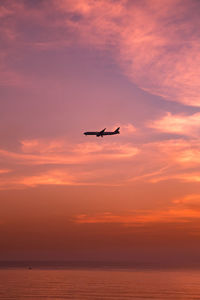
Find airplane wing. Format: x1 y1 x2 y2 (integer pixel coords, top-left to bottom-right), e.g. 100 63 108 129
100 128 106 134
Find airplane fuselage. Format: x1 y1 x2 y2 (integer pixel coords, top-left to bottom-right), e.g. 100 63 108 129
84 131 119 136
84 127 120 137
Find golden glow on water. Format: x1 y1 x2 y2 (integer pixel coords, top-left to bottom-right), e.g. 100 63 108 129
1 269 200 299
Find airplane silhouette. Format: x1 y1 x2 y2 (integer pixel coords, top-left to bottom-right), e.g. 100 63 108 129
84 127 120 137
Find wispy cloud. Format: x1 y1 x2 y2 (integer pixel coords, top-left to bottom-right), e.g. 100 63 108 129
19 170 75 187
0 170 75 190
0 169 11 174
74 192 200 226
173 194 200 208
127 139 200 183
0 138 139 189
75 207 200 226
149 112 200 136
52 0 200 107
155 139 200 166
112 123 136 136
1 136 200 189
2 0 200 104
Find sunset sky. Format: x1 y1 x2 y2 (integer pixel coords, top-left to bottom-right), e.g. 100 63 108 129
1 0 200 265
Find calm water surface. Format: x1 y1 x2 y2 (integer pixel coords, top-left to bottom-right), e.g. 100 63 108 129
0 268 200 299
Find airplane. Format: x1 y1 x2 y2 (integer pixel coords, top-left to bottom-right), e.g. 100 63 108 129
84 127 120 137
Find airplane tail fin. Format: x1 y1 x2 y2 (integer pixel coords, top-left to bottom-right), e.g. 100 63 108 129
114 127 120 133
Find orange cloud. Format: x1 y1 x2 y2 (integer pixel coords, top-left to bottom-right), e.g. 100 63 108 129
75 191 200 226
177 174 200 183
0 138 140 189
0 170 75 190
20 170 75 187
75 207 200 226
0 169 11 174
156 139 200 166
1 135 200 189
125 138 200 183
173 194 200 207
20 138 200 185
20 138 139 161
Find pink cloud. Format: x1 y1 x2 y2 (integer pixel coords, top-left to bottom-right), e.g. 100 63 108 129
0 5 12 18
149 112 200 136
52 0 200 107
112 123 136 136
2 0 200 104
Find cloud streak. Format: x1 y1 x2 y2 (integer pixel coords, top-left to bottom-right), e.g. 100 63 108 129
0 138 139 189
1 136 200 189
75 207 200 226
149 112 200 136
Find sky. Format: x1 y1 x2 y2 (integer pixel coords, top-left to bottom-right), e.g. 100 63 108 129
1 0 200 265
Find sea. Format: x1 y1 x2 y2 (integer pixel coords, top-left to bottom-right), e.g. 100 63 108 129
0 262 200 299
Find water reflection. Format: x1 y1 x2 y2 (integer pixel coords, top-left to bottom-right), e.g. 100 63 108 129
0 269 200 299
